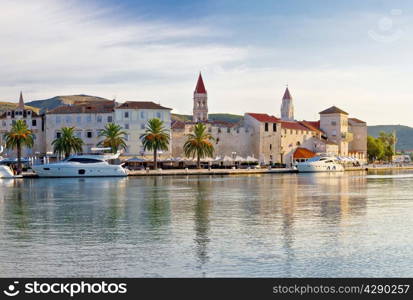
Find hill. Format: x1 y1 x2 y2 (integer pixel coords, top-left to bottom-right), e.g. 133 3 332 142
0 102 39 114
368 125 413 151
26 95 112 113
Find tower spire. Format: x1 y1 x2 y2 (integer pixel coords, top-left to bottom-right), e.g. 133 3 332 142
280 86 294 121
194 72 207 94
18 91 25 109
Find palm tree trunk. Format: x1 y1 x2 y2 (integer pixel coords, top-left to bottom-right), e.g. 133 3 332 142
197 154 201 169
17 143 22 175
154 149 157 169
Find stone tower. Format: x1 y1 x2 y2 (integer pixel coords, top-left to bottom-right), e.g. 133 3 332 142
18 91 25 109
280 86 294 121
193 73 208 122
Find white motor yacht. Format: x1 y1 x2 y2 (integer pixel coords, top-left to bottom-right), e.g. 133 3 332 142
296 156 344 173
32 152 127 177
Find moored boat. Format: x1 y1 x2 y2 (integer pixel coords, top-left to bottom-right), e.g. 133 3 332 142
296 156 344 173
32 152 127 177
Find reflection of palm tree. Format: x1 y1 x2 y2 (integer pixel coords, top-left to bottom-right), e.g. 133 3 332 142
147 177 170 231
10 180 30 233
193 179 212 268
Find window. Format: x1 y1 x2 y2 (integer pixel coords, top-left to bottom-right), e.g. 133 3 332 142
140 123 145 130
2 121 6 126
66 116 72 124
124 111 129 118
208 127 212 133
97 115 102 123
125 123 129 129
156 112 161 119
227 127 230 133
273 123 277 132
331 121 337 126
140 111 145 119
296 141 301 146
86 131 93 138
107 116 112 123
77 116 82 123
56 132 61 139
75 131 81 138
265 123 269 131
332 130 337 136
124 134 129 141
12 120 16 125
270 144 272 150
86 115 92 123
32 120 37 126
218 128 221 133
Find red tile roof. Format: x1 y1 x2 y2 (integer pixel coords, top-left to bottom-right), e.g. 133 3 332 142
319 106 348 115
246 113 280 123
47 103 114 114
293 147 316 159
117 101 171 110
282 87 292 100
171 120 185 129
281 121 311 131
299 121 323 133
194 73 207 94
349 117 366 124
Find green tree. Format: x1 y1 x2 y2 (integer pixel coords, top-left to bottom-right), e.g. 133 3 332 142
97 123 127 153
3 120 34 174
183 123 214 169
378 131 397 162
51 127 83 158
140 118 170 169
367 136 385 162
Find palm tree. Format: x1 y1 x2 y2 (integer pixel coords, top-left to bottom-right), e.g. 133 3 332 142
184 123 214 169
140 118 170 169
97 123 127 153
51 127 83 159
3 120 34 174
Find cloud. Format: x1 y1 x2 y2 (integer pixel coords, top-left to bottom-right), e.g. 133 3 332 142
1 1 413 126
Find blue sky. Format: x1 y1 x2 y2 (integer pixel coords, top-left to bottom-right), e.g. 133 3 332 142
1 0 412 125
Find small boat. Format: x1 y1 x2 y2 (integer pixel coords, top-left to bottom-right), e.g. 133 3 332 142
32 152 127 178
296 156 344 173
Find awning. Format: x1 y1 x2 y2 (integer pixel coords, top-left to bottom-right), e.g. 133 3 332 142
293 147 316 159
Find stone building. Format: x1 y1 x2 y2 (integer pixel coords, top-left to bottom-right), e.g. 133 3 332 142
0 92 45 157
115 101 172 156
45 100 172 156
45 100 115 154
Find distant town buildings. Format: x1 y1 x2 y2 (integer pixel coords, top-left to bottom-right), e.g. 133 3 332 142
172 74 367 165
1 73 367 164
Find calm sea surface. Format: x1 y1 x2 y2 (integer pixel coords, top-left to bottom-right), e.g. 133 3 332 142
1 170 413 277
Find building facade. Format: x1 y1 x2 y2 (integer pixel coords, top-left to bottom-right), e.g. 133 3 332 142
0 92 45 157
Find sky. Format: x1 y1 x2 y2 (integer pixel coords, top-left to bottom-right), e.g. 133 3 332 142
1 0 412 125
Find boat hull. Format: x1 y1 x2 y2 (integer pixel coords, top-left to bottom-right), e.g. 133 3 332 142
296 164 344 173
0 165 15 178
32 164 127 177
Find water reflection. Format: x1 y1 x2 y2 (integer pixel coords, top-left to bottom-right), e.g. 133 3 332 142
0 170 413 277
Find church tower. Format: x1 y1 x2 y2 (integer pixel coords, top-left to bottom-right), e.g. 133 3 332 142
280 86 294 121
193 73 208 122
18 91 25 110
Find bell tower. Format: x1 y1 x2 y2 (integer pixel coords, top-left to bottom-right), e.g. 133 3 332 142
280 86 294 121
193 73 208 122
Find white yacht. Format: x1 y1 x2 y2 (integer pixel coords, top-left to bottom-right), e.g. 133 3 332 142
32 152 127 177
0 165 15 178
296 156 344 173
